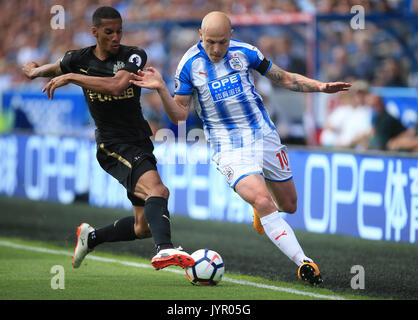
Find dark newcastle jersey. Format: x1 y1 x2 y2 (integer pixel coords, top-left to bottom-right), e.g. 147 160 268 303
60 45 152 143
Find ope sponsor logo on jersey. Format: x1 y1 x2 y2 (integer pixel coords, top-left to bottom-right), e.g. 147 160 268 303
208 73 243 102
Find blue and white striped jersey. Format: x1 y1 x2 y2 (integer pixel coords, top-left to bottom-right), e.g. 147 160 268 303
174 39 276 150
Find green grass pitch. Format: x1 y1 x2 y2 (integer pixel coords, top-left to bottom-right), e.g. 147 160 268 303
0 237 360 300
1 196 417 300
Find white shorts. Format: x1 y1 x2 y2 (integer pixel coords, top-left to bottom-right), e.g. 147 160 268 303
212 130 293 189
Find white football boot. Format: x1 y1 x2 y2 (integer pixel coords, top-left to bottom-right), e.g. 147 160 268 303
72 223 95 268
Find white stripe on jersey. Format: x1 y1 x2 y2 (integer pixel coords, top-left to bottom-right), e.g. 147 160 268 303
175 39 276 151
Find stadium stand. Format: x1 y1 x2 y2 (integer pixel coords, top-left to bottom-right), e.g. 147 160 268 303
0 0 417 148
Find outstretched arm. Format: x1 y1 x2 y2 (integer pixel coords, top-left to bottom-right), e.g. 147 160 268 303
42 70 133 100
265 63 351 93
129 67 191 124
23 59 134 99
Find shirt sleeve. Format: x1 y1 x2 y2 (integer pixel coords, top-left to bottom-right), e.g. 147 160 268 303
174 61 194 96
245 45 272 75
60 50 77 74
122 47 147 73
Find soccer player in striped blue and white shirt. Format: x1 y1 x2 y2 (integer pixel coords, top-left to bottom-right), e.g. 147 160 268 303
130 11 351 285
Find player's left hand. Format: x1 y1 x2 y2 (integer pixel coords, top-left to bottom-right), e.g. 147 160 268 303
319 82 351 93
42 74 71 100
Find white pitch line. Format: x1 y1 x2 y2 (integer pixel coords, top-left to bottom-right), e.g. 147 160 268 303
0 240 346 300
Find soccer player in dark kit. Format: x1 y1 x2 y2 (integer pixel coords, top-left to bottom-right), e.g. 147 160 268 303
22 6 194 271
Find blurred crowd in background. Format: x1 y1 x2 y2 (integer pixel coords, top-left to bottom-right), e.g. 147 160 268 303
0 0 417 152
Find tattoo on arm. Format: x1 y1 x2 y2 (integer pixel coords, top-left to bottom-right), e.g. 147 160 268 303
266 64 286 85
266 63 320 92
290 74 318 92
290 74 304 91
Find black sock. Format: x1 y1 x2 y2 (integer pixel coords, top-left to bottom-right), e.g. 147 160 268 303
88 216 136 249
144 196 173 252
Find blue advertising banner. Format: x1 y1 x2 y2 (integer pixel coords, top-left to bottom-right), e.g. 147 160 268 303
1 133 417 244
289 150 418 243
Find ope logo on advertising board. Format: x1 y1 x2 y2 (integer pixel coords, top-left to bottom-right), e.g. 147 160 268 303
1 134 418 244
302 153 418 243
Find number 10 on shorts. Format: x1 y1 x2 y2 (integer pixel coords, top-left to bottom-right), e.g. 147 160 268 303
276 149 290 171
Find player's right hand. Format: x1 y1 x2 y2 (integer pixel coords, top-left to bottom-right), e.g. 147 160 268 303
129 67 164 91
22 61 39 79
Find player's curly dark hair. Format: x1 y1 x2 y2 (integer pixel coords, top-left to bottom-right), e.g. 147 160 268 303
92 6 121 27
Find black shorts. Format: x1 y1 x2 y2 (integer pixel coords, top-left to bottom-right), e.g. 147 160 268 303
96 137 157 206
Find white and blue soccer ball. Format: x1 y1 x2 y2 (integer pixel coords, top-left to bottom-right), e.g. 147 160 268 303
185 249 225 286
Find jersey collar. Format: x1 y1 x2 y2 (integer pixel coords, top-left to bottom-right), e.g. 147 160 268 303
90 45 120 62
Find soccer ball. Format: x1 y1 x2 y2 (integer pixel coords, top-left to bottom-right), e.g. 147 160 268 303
185 249 225 286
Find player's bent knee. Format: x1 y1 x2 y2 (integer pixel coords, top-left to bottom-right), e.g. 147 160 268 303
149 184 170 199
281 200 298 214
134 224 152 239
285 204 297 214
136 230 152 239
252 194 277 216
